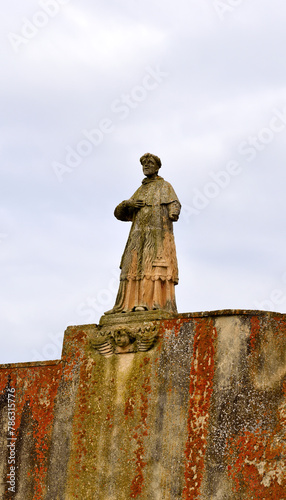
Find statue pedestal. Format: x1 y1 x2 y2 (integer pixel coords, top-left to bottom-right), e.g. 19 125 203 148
99 308 177 325
1 310 286 499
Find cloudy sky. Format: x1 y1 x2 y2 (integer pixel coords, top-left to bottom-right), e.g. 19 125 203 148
1 0 286 364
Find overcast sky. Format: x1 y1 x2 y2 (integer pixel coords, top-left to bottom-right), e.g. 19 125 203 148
1 0 286 364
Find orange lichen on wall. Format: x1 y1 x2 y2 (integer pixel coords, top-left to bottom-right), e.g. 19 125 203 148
227 412 286 499
249 315 260 351
0 363 62 499
161 318 189 338
225 316 286 499
183 318 217 500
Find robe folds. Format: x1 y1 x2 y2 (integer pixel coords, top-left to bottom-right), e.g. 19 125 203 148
110 176 181 314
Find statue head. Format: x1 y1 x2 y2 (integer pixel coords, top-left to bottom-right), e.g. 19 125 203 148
113 330 131 348
140 153 161 177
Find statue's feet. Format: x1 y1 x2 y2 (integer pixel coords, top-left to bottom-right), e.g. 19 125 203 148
104 307 130 315
105 306 150 314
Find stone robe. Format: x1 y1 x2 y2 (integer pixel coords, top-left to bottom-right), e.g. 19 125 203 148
110 176 181 313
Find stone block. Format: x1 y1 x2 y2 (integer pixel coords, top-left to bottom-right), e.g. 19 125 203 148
0 310 286 499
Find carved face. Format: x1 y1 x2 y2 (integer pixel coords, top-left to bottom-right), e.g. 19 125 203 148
141 155 159 177
114 331 130 348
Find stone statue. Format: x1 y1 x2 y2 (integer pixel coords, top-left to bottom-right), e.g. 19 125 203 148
106 153 181 315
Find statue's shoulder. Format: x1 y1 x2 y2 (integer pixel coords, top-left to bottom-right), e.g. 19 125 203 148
156 176 165 183
156 177 173 190
159 178 180 204
157 177 174 188
160 178 172 188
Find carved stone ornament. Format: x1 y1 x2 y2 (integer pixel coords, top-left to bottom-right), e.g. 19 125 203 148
89 323 159 357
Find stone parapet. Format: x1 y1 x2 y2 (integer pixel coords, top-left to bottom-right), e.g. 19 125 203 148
0 310 286 499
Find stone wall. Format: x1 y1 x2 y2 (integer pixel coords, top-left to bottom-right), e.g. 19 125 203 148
0 310 286 499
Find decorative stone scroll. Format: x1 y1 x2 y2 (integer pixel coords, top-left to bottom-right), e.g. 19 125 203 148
89 323 159 357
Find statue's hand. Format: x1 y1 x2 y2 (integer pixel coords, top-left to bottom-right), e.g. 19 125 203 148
168 201 181 222
169 212 179 221
127 199 145 209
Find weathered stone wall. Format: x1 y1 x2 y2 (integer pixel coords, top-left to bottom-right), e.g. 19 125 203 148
1 311 286 499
